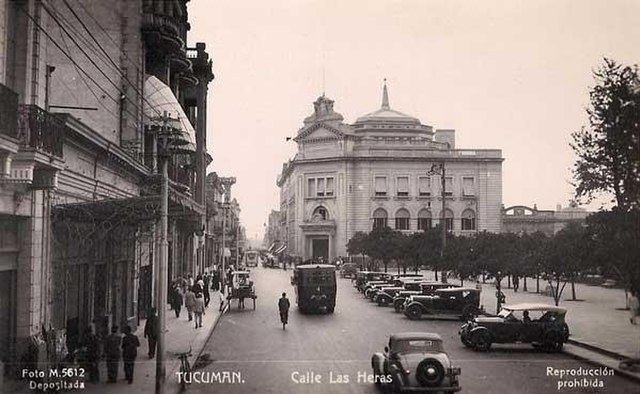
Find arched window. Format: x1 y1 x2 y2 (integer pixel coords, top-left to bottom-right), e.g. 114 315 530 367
312 206 328 221
372 208 388 229
417 209 432 230
439 209 454 231
461 209 476 231
395 208 410 230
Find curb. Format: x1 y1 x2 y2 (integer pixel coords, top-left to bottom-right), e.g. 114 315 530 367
170 296 228 394
567 339 630 361
562 344 640 384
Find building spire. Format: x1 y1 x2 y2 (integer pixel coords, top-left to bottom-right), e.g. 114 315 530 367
381 78 390 109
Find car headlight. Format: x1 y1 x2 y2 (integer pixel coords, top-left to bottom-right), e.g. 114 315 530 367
450 367 461 376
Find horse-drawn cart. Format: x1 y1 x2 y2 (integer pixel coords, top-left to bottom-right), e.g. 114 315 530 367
226 271 257 310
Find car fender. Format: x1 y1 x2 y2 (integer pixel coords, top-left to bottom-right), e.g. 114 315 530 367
469 326 491 338
378 293 393 301
371 352 386 375
406 301 426 313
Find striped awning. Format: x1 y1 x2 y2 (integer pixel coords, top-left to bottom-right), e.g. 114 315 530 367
274 244 287 255
268 242 277 253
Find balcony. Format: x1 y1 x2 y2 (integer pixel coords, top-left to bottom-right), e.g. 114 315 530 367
17 105 65 158
142 12 187 56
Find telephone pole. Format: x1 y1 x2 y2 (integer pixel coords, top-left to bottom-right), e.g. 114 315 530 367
428 161 447 282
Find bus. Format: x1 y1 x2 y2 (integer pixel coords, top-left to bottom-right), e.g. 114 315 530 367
291 264 336 314
244 250 259 267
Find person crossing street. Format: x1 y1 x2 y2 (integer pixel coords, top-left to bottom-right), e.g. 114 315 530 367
278 292 290 330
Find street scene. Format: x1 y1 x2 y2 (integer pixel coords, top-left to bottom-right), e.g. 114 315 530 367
0 1 639 394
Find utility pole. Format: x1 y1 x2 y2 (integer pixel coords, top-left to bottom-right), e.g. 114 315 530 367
428 161 447 282
155 111 171 394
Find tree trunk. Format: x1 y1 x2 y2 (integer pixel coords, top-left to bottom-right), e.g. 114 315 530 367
434 268 439 282
536 273 540 293
384 260 388 273
571 278 577 301
507 275 511 289
523 276 528 292
482 272 486 283
460 277 464 286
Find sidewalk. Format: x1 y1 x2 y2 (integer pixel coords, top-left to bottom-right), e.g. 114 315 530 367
6 290 226 394
475 278 640 382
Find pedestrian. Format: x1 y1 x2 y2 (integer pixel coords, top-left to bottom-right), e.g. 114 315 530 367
212 269 220 292
171 283 183 318
105 325 121 383
194 292 205 329
184 286 196 321
193 275 204 294
278 292 290 330
121 325 140 384
630 291 639 325
203 274 211 307
513 275 520 292
81 326 100 383
187 274 194 288
144 308 158 358
219 289 226 312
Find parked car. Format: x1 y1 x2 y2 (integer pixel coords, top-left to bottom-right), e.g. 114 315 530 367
375 279 427 307
355 271 388 292
371 332 461 393
404 287 481 320
459 303 570 352
393 282 461 313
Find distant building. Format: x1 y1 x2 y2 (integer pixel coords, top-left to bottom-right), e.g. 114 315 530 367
276 82 503 262
501 202 590 236
264 209 283 252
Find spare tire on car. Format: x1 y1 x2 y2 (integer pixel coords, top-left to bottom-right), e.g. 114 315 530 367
416 358 445 387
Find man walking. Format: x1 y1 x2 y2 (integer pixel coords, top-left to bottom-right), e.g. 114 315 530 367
144 308 158 358
170 282 183 318
278 292 290 330
194 292 205 329
104 326 121 383
121 325 140 384
203 274 211 307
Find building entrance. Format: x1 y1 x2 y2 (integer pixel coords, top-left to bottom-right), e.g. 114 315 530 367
312 238 329 261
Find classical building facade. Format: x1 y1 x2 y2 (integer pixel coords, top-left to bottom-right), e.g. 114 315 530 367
0 0 213 367
502 202 590 236
276 83 503 262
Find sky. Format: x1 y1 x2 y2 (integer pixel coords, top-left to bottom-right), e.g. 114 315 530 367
186 0 640 240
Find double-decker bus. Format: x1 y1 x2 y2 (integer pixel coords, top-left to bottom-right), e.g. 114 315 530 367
291 264 336 314
244 250 259 267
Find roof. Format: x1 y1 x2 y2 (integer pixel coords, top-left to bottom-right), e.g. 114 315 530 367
436 287 480 293
503 303 567 313
390 332 443 342
354 81 422 125
295 264 335 270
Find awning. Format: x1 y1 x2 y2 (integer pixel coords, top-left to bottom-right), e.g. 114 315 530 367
274 244 287 255
267 243 276 253
144 75 196 152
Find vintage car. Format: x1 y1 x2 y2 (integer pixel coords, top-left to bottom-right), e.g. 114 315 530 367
459 303 570 352
366 275 425 299
371 332 461 393
404 287 481 320
355 271 389 292
375 279 426 306
393 282 460 312
339 263 358 279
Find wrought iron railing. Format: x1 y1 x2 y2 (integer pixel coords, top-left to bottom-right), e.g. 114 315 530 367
0 83 18 139
17 105 65 158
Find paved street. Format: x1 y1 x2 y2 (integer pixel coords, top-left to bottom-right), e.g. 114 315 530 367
194 268 639 393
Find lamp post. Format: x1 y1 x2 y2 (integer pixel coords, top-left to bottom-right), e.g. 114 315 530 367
427 161 447 282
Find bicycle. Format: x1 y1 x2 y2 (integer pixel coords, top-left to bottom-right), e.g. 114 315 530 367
178 346 192 391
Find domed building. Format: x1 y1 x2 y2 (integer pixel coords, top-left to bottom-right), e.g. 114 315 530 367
276 82 503 261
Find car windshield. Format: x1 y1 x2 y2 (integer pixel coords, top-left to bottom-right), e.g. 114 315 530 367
392 339 443 354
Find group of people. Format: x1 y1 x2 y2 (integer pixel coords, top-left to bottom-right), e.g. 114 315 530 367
77 324 140 385
169 273 214 329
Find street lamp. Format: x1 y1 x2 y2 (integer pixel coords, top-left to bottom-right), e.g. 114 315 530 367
427 161 447 282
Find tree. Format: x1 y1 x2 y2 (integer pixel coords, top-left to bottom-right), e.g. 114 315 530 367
365 226 399 273
586 209 640 295
540 223 592 305
473 232 519 312
519 232 548 293
571 58 640 210
346 231 369 268
445 235 479 286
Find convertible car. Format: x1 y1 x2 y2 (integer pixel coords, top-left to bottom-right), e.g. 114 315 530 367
371 332 461 393
459 303 570 352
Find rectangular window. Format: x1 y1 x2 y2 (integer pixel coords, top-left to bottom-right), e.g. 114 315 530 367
418 218 432 230
444 176 453 197
373 218 387 229
395 217 410 230
375 176 387 197
462 177 475 196
445 217 453 231
325 177 335 196
418 177 431 197
307 178 316 197
317 178 325 197
462 217 476 231
396 176 409 197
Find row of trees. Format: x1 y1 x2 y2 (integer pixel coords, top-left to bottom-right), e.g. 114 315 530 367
346 208 639 306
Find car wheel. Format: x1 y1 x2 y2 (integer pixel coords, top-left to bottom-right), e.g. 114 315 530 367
543 331 563 353
378 297 389 307
406 304 422 320
472 331 492 351
371 360 382 386
460 334 472 348
393 301 403 313
461 305 479 321
416 358 445 387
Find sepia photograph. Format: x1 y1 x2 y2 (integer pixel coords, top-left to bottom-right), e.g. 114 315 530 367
0 0 639 393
